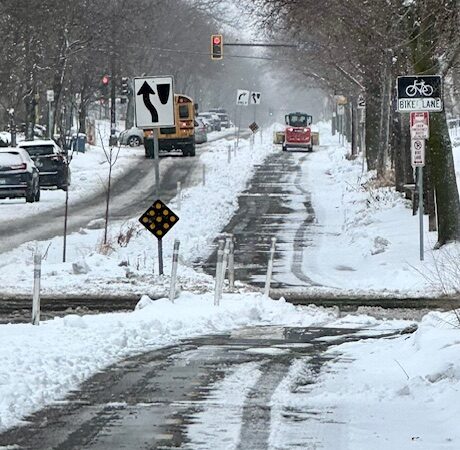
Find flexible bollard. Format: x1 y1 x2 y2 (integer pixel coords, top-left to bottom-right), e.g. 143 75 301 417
214 240 225 306
228 145 232 163
32 251 42 325
177 181 182 210
202 165 206 186
228 237 235 291
218 239 231 302
264 237 277 298
169 239 180 303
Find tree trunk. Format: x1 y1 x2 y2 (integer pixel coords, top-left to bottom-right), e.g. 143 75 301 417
365 93 381 170
427 111 460 245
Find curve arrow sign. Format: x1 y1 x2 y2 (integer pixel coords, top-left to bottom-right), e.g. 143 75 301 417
137 81 158 123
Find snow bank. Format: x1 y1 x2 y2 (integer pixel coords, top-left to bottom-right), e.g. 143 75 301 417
273 311 460 449
299 121 460 296
0 292 336 431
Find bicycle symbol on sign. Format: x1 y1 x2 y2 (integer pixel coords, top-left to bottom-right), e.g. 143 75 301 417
405 80 434 97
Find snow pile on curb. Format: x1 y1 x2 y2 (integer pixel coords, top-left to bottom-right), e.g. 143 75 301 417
0 292 336 431
274 311 460 448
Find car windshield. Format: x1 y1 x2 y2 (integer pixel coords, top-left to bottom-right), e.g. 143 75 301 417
0 152 22 166
20 145 55 156
288 115 310 127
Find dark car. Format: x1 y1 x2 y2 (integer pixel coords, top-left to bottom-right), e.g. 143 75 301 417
18 140 70 191
0 148 40 203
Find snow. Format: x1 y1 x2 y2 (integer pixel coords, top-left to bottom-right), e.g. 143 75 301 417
1 120 460 446
184 362 263 449
0 127 273 297
268 312 460 449
0 293 336 432
0 125 145 223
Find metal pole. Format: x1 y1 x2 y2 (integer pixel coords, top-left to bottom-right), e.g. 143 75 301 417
109 58 117 147
9 109 16 147
228 237 235 291
419 166 424 261
214 240 225 306
32 251 41 325
158 239 164 275
169 239 180 303
153 128 160 196
264 237 277 298
236 107 243 148
48 101 52 139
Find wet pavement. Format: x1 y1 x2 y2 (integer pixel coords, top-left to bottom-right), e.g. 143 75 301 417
201 149 318 289
0 324 401 450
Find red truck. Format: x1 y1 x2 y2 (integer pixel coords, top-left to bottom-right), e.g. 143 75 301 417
282 112 314 152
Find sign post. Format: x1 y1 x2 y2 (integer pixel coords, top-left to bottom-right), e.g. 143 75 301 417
46 90 54 139
139 200 179 275
250 92 261 146
236 89 249 148
397 75 443 261
411 138 426 261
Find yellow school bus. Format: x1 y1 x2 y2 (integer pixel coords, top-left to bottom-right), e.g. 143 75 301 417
144 94 196 157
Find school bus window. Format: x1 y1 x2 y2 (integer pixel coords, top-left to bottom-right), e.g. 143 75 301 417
179 105 189 119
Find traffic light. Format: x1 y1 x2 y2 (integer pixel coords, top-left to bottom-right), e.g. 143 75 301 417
120 77 129 96
211 34 223 60
100 74 110 100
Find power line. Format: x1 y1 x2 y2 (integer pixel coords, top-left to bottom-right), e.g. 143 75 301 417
134 45 294 63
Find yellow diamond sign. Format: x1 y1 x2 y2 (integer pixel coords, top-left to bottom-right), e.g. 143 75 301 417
139 200 179 240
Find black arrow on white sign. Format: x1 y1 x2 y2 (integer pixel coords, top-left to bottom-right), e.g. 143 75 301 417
137 81 158 122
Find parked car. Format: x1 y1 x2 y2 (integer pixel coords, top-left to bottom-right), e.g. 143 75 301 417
0 132 11 147
198 112 221 132
216 113 231 128
0 148 40 202
194 118 208 144
201 117 214 132
119 127 144 147
17 140 70 191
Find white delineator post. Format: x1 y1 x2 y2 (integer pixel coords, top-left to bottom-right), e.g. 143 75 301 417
218 239 231 302
228 237 235 291
169 239 180 303
32 251 42 325
177 181 182 210
264 237 277 298
214 240 225 306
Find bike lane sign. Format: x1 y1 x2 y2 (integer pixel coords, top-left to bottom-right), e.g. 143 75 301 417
397 75 442 112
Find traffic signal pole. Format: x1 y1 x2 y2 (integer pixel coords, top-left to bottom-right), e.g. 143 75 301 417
110 66 117 147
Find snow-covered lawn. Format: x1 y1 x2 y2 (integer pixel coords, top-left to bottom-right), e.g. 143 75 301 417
297 121 460 297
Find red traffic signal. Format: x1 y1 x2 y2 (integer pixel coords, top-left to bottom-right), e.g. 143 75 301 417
101 75 110 85
211 34 223 60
